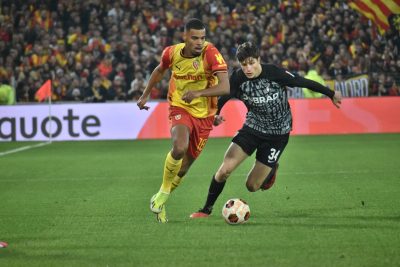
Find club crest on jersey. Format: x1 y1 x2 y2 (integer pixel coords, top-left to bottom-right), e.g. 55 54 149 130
193 60 199 70
174 114 182 120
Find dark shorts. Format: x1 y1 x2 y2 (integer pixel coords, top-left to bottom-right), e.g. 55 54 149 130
232 125 289 167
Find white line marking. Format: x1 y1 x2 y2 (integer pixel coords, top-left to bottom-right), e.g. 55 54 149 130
0 141 51 157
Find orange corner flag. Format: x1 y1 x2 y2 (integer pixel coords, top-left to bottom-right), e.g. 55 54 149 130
35 79 52 102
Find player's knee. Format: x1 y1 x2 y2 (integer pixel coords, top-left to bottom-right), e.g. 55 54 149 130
216 168 231 182
245 181 259 192
171 146 187 159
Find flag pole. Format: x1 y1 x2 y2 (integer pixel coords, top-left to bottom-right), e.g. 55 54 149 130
48 80 52 143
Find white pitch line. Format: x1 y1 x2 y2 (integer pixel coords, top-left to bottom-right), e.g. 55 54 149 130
0 141 51 157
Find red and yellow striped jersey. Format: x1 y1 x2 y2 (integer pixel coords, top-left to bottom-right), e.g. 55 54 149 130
160 42 227 118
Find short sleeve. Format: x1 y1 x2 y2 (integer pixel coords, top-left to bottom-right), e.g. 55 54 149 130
160 46 173 70
204 44 228 73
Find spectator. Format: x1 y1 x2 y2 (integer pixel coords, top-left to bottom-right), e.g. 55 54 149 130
85 77 108 102
386 75 399 96
111 76 127 101
302 60 326 98
0 79 15 105
377 73 388 96
0 1 398 102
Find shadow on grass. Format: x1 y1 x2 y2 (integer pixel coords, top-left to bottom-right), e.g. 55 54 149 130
261 209 400 230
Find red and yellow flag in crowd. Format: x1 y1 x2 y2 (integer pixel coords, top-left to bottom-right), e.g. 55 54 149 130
349 0 400 34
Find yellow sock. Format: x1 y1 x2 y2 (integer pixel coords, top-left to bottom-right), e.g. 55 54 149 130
160 151 182 193
170 175 184 192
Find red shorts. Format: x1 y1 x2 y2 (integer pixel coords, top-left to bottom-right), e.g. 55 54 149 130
169 106 214 159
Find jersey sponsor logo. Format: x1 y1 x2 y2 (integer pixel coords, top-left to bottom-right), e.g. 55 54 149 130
174 114 181 120
242 93 279 103
172 73 204 81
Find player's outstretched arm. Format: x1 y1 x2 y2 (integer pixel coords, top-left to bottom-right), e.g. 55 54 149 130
286 75 342 109
137 65 166 110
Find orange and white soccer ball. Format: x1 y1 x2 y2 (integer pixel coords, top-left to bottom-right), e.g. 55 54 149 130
222 198 250 225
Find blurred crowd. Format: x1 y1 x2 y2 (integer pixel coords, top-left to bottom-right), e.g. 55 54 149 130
0 0 399 104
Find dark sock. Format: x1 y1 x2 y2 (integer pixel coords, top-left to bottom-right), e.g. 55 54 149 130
264 164 278 182
267 165 276 179
261 163 279 189
201 175 226 214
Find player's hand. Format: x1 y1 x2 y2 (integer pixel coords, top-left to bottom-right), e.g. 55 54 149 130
137 95 150 110
332 91 342 109
182 90 200 104
213 115 225 126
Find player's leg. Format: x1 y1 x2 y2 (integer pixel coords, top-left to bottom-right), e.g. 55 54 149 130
170 153 195 192
150 124 188 213
246 134 289 191
245 161 274 192
191 126 258 218
170 175 184 192
151 107 194 217
190 142 249 218
151 124 189 223
260 163 279 191
170 114 213 193
154 111 213 222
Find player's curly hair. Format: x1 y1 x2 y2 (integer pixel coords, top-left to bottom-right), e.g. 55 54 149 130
236 42 260 62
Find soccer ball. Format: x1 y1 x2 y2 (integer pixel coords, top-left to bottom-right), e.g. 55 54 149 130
222 198 250 225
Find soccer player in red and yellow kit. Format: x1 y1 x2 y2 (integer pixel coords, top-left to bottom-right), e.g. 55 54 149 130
137 18 230 223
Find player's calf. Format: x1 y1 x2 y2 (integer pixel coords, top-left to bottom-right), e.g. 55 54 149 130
260 163 279 191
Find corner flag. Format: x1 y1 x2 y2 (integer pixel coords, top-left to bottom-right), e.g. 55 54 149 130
35 79 52 102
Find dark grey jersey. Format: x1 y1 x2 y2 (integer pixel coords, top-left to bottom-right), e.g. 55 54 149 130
218 63 334 136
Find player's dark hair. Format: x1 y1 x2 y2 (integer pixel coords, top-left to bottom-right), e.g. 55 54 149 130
184 18 205 32
236 42 260 62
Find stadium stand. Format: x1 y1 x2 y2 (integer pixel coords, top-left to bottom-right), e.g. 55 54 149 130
0 0 398 103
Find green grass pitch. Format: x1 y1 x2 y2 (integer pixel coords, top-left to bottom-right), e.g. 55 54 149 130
1 134 399 266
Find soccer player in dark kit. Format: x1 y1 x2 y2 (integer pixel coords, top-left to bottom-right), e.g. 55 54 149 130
183 41 342 218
